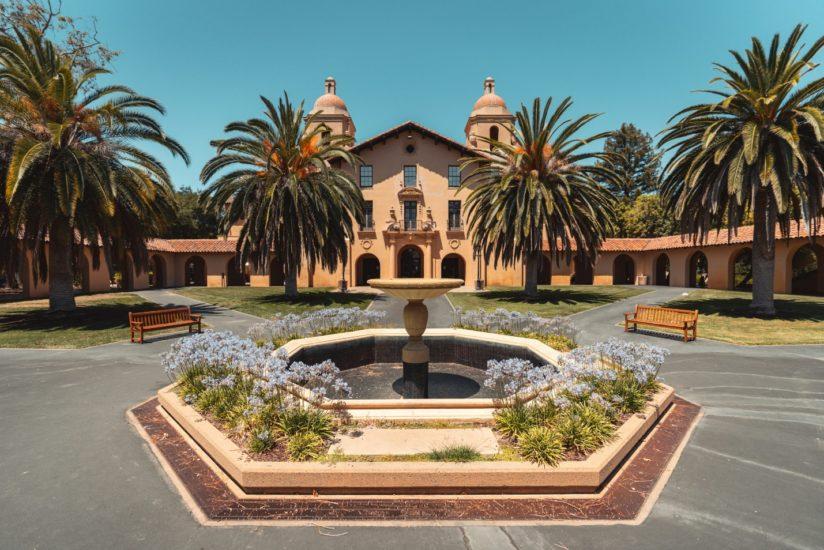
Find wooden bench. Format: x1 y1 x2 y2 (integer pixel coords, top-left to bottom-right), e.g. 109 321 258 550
129 306 202 344
624 305 698 342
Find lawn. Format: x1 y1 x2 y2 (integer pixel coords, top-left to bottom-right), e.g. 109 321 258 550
0 293 158 349
447 285 651 317
175 286 376 318
662 289 824 345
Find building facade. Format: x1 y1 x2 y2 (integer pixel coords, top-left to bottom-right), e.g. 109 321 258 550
7 77 824 299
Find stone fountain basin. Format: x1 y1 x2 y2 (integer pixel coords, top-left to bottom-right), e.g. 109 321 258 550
367 278 464 300
279 328 564 420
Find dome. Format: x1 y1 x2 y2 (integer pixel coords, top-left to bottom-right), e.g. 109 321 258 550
311 77 349 115
469 77 510 116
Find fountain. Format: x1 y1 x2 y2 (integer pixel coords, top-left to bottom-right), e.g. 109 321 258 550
367 278 463 397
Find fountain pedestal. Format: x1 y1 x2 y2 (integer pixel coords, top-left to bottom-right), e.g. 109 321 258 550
367 278 464 398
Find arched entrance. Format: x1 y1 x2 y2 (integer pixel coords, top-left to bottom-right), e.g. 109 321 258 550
654 254 670 286
149 254 166 288
791 244 824 295
572 254 593 284
687 251 708 288
398 246 423 278
226 256 247 286
356 254 380 286
731 248 752 291
73 253 90 293
613 254 636 285
185 256 206 286
110 255 134 291
269 257 285 286
537 253 551 284
441 254 466 281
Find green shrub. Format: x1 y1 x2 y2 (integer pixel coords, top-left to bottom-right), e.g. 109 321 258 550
275 407 334 440
493 404 536 440
195 384 247 426
598 374 649 414
248 428 275 454
427 444 482 462
287 432 324 461
517 426 565 466
556 403 615 453
539 333 577 352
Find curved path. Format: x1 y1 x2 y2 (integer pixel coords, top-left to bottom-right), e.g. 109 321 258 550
0 288 822 549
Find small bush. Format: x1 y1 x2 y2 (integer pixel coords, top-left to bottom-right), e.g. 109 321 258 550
287 432 324 461
556 403 615 453
248 428 275 453
427 444 482 462
275 408 334 440
540 333 576 352
517 426 565 466
494 405 536 440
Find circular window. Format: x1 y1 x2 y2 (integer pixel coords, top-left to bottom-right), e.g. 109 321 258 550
405 144 415 154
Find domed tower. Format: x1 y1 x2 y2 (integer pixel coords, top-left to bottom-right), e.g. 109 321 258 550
308 76 355 139
464 77 514 150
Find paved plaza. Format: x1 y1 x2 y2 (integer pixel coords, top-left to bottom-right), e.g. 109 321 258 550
0 288 822 549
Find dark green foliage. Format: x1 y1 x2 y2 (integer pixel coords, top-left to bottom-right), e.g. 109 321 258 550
555 403 615 453
614 194 678 238
164 186 219 238
493 404 537 440
427 445 482 462
597 123 661 200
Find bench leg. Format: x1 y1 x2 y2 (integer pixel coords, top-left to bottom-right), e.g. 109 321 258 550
139 328 144 344
130 327 134 343
197 321 201 334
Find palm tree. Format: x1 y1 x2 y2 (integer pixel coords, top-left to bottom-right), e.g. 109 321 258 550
200 93 363 298
461 97 618 297
0 25 189 311
660 24 824 315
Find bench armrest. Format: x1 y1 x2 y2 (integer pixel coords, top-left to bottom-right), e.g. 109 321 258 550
190 313 202 321
624 312 633 320
130 321 143 328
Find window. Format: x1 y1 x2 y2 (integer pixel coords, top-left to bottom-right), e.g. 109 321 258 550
403 200 417 230
448 201 462 230
359 165 373 188
361 201 373 230
321 130 331 144
448 165 461 188
403 165 417 187
489 125 499 142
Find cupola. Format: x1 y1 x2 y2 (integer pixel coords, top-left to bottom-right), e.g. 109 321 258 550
465 77 514 150
308 76 356 138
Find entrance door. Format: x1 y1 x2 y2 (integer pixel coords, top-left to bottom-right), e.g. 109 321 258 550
357 255 381 285
399 247 423 278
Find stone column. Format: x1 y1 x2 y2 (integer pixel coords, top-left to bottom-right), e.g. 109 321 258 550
402 299 429 398
424 238 433 278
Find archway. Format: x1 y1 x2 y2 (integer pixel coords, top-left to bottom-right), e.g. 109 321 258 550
226 256 247 286
441 254 466 282
654 254 670 286
398 246 423 278
537 253 552 285
731 248 752 291
687 251 708 288
185 256 206 286
269 257 285 286
73 253 90 293
149 254 166 288
613 254 636 285
110 256 134 291
356 254 380 286
572 254 593 285
791 244 824 295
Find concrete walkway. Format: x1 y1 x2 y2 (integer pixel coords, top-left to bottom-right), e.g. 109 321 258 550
134 288 264 335
0 287 822 549
369 293 455 328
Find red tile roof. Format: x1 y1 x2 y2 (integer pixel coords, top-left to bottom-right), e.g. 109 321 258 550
147 238 237 254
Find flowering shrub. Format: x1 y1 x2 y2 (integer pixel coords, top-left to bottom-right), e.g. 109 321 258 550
161 330 351 458
248 307 387 347
453 307 578 351
486 338 669 466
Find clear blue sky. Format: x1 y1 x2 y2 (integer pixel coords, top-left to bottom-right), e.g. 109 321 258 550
66 0 824 190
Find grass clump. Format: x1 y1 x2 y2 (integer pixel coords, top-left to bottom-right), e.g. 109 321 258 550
287 432 325 461
517 426 565 466
555 403 615 454
427 444 482 462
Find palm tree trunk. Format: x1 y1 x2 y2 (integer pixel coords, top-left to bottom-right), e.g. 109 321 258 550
48 219 77 312
750 190 776 316
284 265 299 298
524 251 540 297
